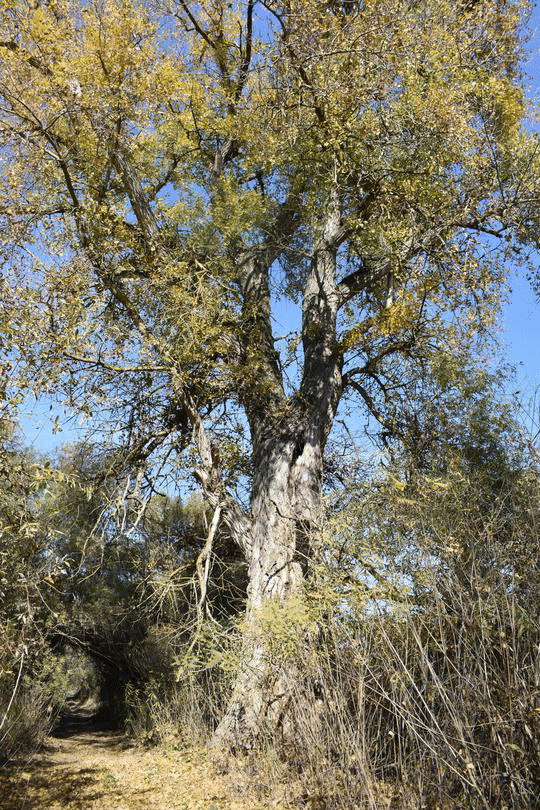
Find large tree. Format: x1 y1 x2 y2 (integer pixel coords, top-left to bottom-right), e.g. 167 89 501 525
1 0 538 746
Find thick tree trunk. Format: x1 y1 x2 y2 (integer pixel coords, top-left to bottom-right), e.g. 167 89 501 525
213 418 326 749
213 195 343 749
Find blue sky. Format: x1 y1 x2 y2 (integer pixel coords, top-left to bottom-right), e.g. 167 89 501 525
503 2 540 403
504 271 540 394
18 3 540 456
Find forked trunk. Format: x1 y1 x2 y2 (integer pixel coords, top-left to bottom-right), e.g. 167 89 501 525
214 196 342 748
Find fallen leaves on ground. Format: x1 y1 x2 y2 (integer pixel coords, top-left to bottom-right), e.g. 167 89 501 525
0 730 267 810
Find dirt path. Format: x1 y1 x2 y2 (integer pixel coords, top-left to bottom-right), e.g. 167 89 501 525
0 729 265 810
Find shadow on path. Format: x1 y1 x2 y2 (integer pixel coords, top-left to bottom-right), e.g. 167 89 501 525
0 761 106 810
0 707 130 810
52 704 120 739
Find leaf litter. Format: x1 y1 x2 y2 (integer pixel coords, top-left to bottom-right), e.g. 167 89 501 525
0 729 267 810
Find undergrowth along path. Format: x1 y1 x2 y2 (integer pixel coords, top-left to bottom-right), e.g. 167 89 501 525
0 729 264 810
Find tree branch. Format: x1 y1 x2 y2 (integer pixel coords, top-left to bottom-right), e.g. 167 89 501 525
0 40 53 76
337 261 391 306
344 377 391 430
195 503 222 625
234 0 254 102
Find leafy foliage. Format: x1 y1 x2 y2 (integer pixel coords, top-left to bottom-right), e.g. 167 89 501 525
0 0 537 489
0 415 69 758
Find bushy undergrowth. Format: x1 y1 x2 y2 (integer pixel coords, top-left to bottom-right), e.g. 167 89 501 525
122 623 234 747
0 645 69 762
235 462 540 808
0 418 70 761
181 577 536 808
281 589 539 809
126 460 539 809
276 476 539 808
118 561 539 808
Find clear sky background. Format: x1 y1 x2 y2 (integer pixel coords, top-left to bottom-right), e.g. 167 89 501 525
503 2 540 409
18 3 540 456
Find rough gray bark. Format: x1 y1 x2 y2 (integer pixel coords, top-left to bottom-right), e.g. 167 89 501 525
213 432 324 748
213 195 344 749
